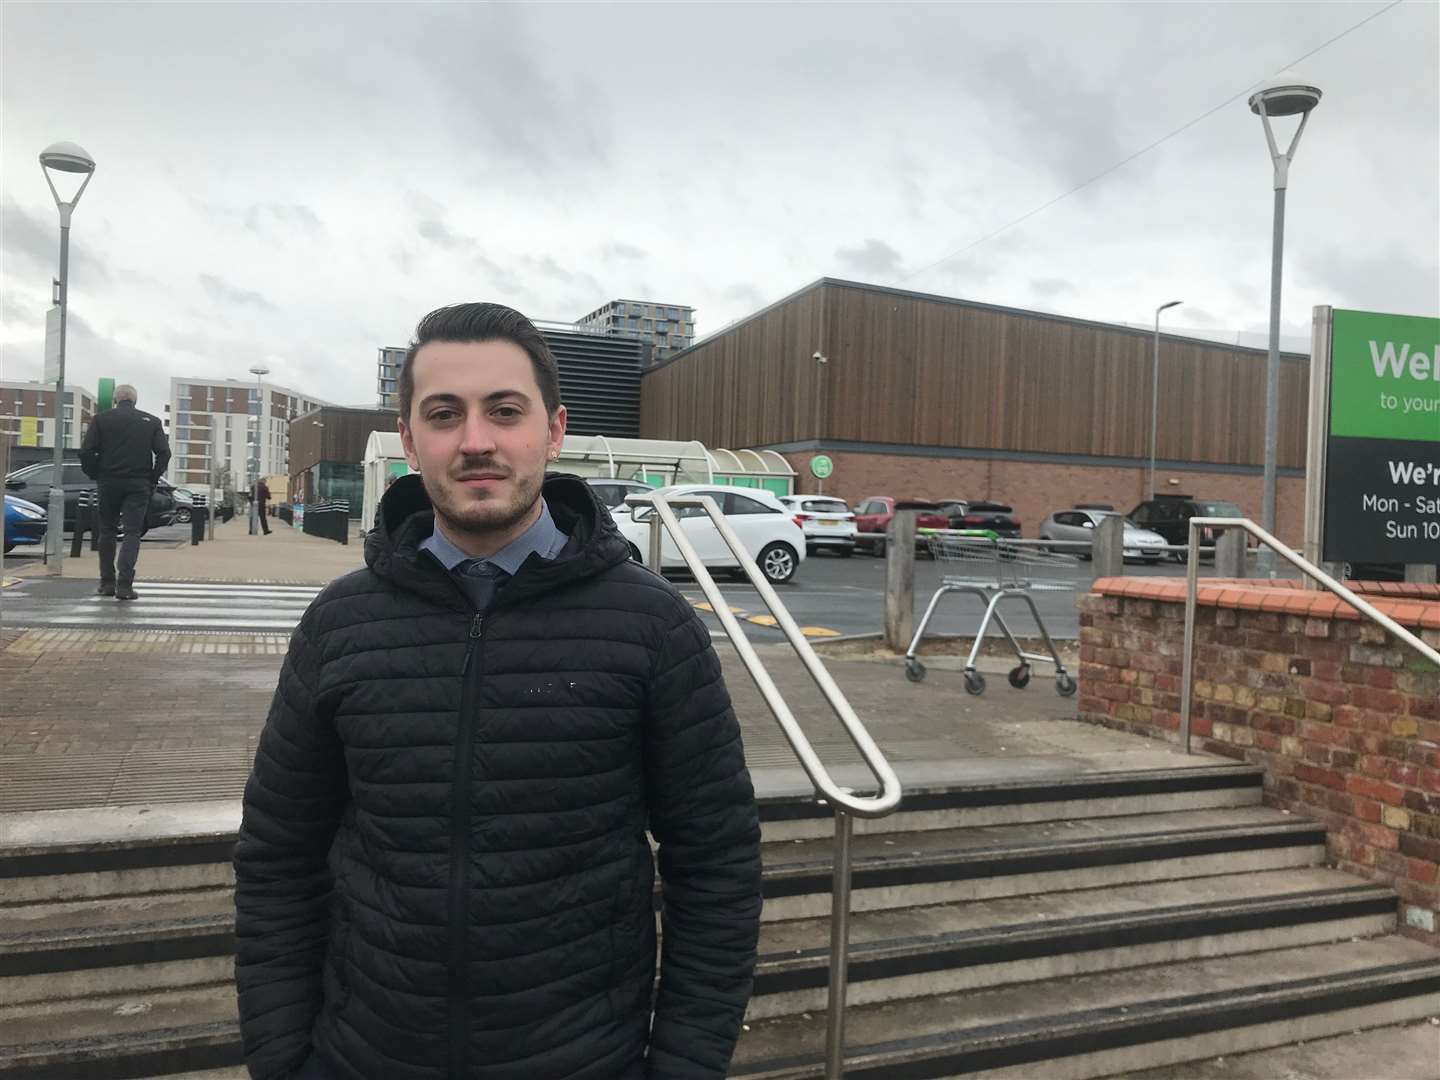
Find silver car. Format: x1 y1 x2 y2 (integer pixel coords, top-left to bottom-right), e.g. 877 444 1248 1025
1039 508 1167 563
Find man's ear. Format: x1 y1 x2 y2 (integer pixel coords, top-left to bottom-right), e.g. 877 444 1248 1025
397 417 422 472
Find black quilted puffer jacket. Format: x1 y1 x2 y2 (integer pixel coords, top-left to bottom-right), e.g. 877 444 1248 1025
234 474 763 1080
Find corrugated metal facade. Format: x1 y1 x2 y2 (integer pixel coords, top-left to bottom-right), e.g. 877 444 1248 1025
543 328 646 438
640 279 1310 470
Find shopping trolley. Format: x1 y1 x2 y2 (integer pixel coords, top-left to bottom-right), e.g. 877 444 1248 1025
903 530 1078 696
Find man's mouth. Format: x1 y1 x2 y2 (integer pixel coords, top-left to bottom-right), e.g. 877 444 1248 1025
456 472 507 487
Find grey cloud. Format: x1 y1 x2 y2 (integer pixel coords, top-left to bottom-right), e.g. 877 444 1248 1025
836 238 905 279
1302 246 1440 321
1030 277 1073 299
1 197 110 284
241 203 324 236
604 242 647 261
723 283 766 310
416 219 473 252
199 273 276 310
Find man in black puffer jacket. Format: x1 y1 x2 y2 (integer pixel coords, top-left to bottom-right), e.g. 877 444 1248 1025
234 303 763 1080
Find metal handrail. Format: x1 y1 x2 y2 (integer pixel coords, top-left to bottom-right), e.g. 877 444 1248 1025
626 492 902 1079
1180 517 1440 753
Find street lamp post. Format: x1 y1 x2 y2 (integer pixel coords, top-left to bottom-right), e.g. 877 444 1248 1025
813 350 828 494
248 364 270 536
1250 74 1321 547
1149 301 1182 499
38 142 96 576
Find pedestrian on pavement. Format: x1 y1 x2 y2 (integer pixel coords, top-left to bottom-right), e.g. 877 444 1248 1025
255 477 272 535
78 384 170 601
234 302 762 1080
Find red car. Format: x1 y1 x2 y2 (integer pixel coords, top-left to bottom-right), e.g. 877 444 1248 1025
851 496 951 556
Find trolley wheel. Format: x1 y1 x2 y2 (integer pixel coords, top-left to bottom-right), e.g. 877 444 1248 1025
905 658 927 683
1055 673 1077 697
963 671 986 696
1008 664 1031 689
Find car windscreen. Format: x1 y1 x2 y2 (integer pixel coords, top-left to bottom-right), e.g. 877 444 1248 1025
1200 502 1242 516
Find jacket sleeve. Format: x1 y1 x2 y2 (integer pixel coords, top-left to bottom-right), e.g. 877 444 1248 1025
643 596 763 1078
79 417 100 479
149 420 171 484
233 617 348 1080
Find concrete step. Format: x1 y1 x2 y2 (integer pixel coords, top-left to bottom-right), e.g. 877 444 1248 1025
758 765 1264 843
1114 1018 1440 1080
730 936 1440 1079
759 806 1327 920
0 885 234 1004
746 869 1397 1020
0 982 240 1080
0 768 1262 903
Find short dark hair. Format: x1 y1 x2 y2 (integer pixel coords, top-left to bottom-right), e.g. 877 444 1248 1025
399 302 562 420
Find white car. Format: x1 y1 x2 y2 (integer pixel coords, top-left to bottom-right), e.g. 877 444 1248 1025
779 495 856 557
616 484 806 584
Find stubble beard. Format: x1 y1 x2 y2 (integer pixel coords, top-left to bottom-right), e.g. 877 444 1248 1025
424 463 544 542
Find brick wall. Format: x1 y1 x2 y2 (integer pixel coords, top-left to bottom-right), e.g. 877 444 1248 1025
1078 578 1440 945
781 449 1307 547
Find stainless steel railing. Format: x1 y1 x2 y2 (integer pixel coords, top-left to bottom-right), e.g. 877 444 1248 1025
1180 518 1440 754
626 492 902 1080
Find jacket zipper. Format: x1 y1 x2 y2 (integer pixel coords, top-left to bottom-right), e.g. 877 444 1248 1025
449 611 484 1078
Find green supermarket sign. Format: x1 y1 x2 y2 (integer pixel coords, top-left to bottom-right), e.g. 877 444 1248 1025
809 455 833 480
1329 309 1440 442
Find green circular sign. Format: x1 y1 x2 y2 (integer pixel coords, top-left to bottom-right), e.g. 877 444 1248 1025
809 455 833 480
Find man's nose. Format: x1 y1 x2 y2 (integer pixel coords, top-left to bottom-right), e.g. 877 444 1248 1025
457 413 497 457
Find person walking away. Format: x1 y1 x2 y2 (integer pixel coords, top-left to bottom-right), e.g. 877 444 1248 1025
233 302 763 1079
256 478 272 535
79 384 170 601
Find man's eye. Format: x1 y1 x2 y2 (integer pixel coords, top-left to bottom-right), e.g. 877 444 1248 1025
428 410 459 423
493 407 521 419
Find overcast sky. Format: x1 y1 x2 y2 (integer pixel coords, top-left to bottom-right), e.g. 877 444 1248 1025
2 1 1436 420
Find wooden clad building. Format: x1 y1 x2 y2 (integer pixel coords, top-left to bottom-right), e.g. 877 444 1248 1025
640 279 1312 540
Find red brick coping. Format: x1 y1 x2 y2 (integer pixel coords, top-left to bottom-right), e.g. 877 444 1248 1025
1092 577 1440 630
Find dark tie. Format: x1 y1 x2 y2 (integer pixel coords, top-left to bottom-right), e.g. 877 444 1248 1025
457 559 507 613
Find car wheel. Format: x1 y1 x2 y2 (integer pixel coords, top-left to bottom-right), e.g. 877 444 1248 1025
758 542 798 584
3 541 12 554
175 507 191 524
838 545 854 558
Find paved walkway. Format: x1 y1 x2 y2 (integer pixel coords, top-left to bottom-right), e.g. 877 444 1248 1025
4 516 365 585
0 617 1205 814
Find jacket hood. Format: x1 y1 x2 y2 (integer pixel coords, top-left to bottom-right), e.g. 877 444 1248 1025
365 472 633 610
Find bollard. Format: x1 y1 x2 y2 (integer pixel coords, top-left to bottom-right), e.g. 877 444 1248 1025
90 493 101 552
70 492 89 558
1215 530 1247 579
884 511 917 653
1092 514 1125 581
191 495 208 546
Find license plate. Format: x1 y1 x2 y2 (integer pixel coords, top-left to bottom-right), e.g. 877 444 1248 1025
820 518 840 526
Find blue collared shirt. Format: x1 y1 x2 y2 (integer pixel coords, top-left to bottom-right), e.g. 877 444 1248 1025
420 498 568 611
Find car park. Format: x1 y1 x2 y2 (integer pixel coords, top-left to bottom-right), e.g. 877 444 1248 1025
1128 495 1244 561
616 483 806 584
779 495 856 557
4 494 46 553
1039 506 1167 563
4 462 178 533
851 497 951 555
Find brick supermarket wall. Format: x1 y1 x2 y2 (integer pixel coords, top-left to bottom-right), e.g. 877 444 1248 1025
1077 585 1440 945
779 449 1307 546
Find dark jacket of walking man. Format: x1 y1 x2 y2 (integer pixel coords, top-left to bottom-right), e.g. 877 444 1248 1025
233 303 763 1080
78 384 170 600
255 478 272 535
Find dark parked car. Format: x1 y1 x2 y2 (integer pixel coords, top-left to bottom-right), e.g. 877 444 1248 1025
945 500 1022 539
1128 495 1244 561
5 462 177 533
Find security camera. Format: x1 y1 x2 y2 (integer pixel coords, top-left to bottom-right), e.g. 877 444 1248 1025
813 351 827 363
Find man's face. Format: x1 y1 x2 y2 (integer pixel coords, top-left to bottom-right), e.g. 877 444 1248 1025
397 340 566 550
